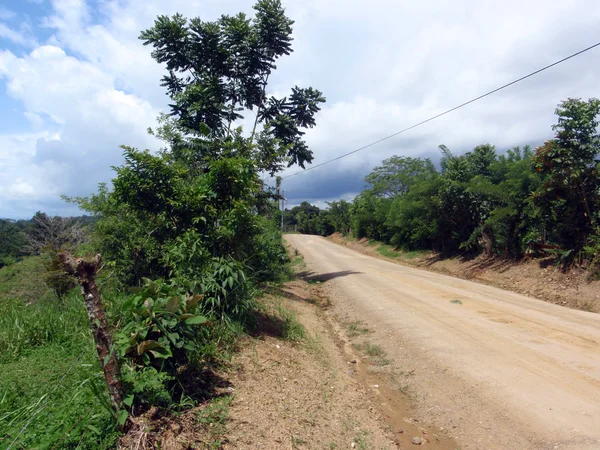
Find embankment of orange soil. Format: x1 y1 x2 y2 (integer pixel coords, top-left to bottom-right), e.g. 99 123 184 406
328 233 600 313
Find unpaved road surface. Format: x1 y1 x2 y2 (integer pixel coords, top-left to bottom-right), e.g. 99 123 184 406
286 234 600 450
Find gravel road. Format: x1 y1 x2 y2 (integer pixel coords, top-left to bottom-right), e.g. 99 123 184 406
285 234 600 450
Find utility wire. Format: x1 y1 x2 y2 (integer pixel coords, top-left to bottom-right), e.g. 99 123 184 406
283 41 600 179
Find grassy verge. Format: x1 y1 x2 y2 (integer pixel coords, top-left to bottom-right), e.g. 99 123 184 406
335 235 427 262
195 395 234 449
353 342 391 366
345 320 369 337
0 248 308 449
0 258 119 449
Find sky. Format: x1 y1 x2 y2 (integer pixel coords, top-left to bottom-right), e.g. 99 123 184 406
0 0 599 218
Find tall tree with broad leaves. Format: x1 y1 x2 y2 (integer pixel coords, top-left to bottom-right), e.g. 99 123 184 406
140 0 326 175
365 156 437 198
533 98 600 252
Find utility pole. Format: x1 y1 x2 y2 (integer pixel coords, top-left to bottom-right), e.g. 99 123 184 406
281 189 285 232
276 176 284 233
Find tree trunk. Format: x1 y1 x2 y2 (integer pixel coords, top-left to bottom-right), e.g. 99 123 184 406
250 73 270 144
58 252 123 414
580 182 595 228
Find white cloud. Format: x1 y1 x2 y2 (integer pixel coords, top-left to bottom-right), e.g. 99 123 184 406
1 0 600 216
0 6 15 20
0 43 160 217
10 180 35 197
0 22 36 47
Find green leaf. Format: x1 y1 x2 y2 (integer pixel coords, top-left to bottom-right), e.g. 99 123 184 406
149 346 173 359
137 340 161 355
117 409 129 426
123 394 134 408
166 296 181 313
185 315 209 325
178 313 194 321
185 294 203 310
199 122 211 136
183 342 195 351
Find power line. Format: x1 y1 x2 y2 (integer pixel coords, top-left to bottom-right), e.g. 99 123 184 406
283 41 600 179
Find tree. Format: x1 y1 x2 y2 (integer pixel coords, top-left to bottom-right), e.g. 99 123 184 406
25 212 87 255
350 192 393 242
74 1 325 286
365 156 436 198
326 200 352 235
533 98 600 252
0 219 28 267
386 174 442 250
464 147 541 257
23 212 87 301
140 0 325 174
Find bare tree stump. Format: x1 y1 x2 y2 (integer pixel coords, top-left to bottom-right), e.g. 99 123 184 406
58 252 123 414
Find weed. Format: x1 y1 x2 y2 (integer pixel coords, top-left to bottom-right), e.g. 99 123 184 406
353 431 371 449
403 250 426 259
0 258 119 449
346 320 369 337
195 395 233 449
376 245 401 259
353 342 390 366
290 255 305 268
275 303 306 341
363 343 384 357
450 299 463 305
291 435 307 448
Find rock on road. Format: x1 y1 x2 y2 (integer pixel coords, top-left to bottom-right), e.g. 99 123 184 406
285 234 600 450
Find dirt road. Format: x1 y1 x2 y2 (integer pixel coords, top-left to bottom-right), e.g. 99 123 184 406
286 234 600 450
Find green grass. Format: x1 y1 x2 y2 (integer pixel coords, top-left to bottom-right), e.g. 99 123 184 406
361 342 384 357
353 342 391 367
374 243 427 261
0 257 119 449
353 431 372 450
346 320 369 337
275 302 306 342
195 395 233 449
376 244 402 259
337 235 427 261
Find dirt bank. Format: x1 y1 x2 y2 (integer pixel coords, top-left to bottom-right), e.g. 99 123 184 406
328 233 600 313
122 275 457 449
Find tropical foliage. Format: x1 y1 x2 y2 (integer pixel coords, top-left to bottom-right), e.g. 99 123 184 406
1 1 324 447
295 98 600 269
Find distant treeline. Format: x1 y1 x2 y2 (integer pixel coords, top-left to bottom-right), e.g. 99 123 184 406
287 98 600 270
0 213 96 267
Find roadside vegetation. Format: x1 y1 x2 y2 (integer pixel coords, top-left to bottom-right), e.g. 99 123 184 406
285 98 600 275
0 1 325 448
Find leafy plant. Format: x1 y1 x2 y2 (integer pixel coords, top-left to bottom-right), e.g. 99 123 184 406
118 279 209 370
198 258 253 321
